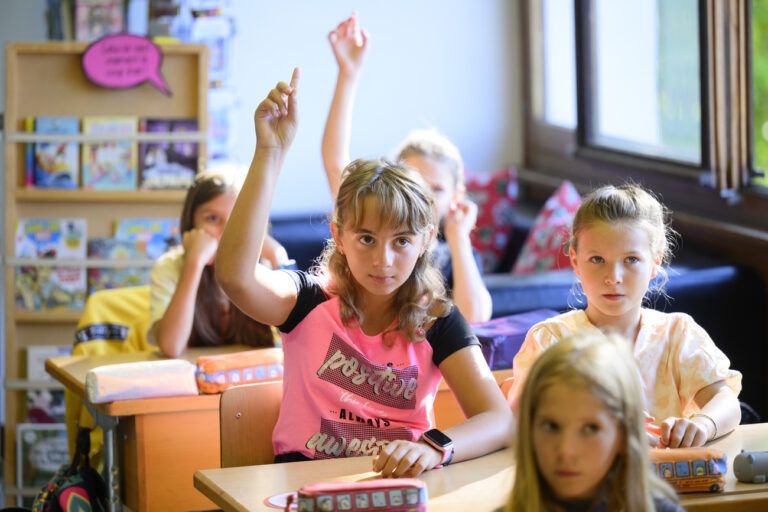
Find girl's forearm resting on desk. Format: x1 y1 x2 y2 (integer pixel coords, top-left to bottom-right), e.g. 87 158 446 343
441 346 515 462
693 381 741 440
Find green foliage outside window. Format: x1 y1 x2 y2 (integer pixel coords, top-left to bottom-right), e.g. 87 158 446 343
753 0 768 186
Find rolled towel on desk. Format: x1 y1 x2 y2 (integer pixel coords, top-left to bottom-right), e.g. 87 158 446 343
85 359 198 403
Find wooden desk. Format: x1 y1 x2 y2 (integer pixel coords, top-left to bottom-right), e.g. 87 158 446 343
194 424 768 512
46 345 248 512
195 446 514 512
679 423 768 512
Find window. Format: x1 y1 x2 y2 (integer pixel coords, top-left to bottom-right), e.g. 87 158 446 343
752 0 768 186
581 0 701 165
522 0 767 233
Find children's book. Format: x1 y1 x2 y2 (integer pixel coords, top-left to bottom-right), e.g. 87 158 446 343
74 0 124 42
33 116 80 189
87 237 151 293
24 116 34 187
25 346 71 430
82 115 138 190
16 423 69 505
14 218 87 311
114 218 181 259
139 118 198 189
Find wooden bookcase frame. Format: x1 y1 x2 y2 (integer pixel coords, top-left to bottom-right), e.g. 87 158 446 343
3 41 208 504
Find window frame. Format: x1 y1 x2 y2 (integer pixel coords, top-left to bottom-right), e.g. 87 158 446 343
521 0 768 235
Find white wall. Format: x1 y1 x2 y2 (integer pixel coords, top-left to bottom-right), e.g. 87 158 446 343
228 0 523 215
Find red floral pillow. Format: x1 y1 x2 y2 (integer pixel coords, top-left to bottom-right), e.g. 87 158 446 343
511 180 582 275
465 167 518 273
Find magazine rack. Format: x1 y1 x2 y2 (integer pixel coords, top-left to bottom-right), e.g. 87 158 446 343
2 41 208 506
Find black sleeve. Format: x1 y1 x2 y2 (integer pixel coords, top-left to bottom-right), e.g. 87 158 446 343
277 270 329 333
425 305 481 367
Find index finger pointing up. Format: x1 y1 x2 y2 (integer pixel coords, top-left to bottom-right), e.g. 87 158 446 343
290 67 300 90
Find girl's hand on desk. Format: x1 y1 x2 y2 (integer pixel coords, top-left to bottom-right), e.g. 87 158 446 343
373 440 442 477
660 416 710 448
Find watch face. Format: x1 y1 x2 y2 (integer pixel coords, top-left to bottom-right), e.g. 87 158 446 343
425 428 452 447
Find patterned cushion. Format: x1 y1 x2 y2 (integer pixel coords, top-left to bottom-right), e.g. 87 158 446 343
465 167 518 273
511 180 582 274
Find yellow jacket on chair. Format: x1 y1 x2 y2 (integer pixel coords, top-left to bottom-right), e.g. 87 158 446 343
65 285 156 469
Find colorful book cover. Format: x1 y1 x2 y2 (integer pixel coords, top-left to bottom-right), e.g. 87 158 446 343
24 116 34 187
33 116 80 189
25 346 71 432
14 218 87 311
74 0 124 42
82 115 138 190
87 237 151 293
114 218 181 259
16 423 69 500
139 118 198 189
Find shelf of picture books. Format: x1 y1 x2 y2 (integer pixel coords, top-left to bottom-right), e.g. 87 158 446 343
10 216 182 321
12 113 203 195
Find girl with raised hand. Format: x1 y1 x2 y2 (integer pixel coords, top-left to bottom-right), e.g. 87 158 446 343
322 13 492 322
217 68 513 477
508 332 684 511
149 170 288 357
509 184 741 448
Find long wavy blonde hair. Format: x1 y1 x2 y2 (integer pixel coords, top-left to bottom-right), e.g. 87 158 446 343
315 159 451 342
508 332 679 511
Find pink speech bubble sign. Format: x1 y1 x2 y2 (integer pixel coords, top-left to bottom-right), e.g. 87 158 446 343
82 34 171 95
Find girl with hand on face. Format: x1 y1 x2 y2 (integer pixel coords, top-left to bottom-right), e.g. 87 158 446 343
216 69 513 477
508 332 684 511
149 170 289 358
509 184 741 448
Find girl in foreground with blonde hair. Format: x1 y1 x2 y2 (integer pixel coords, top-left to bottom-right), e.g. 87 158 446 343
509 332 684 511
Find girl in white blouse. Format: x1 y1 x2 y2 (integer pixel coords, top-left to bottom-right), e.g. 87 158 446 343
509 184 741 448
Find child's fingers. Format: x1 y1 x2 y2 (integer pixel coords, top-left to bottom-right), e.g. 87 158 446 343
268 84 294 116
659 417 675 446
289 67 300 90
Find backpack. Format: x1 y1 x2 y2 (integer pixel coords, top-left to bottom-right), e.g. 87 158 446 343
32 424 108 512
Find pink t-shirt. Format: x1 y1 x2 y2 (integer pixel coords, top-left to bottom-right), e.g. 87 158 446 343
273 271 477 460
509 309 742 423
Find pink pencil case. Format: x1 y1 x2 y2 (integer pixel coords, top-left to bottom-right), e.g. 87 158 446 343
288 478 427 512
85 359 198 403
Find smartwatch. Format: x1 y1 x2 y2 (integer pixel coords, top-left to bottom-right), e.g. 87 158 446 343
420 428 454 467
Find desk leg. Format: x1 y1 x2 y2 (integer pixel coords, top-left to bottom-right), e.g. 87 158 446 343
84 401 121 512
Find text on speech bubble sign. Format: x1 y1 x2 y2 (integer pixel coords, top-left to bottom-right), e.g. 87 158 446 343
82 34 171 95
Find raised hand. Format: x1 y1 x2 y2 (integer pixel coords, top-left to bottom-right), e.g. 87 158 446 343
328 12 369 77
254 67 300 151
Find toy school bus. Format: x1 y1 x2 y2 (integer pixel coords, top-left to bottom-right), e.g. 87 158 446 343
650 447 727 493
290 478 428 512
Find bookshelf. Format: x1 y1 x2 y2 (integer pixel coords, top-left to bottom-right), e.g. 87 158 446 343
3 41 208 503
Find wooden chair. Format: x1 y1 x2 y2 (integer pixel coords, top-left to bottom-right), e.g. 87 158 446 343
219 380 283 467
499 375 515 402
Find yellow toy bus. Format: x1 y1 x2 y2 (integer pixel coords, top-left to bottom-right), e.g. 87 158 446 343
650 447 727 493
